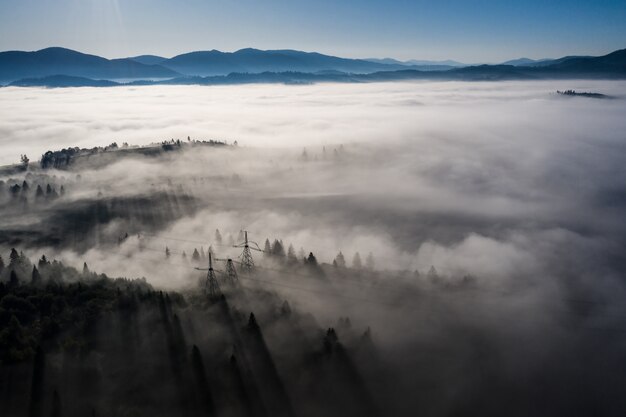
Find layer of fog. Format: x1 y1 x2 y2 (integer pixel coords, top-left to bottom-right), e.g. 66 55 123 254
2 80 626 297
3 80 626 413
1 80 625 165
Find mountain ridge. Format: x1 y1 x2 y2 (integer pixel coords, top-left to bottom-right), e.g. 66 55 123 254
1 47 625 86
0 47 179 82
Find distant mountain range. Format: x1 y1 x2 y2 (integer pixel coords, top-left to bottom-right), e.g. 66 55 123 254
365 57 466 68
0 48 178 82
1 47 625 87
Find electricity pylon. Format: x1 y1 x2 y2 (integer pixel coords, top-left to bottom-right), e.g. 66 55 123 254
213 256 240 288
225 259 239 286
195 253 220 297
234 231 263 274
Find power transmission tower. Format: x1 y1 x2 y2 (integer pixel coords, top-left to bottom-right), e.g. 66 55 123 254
225 258 239 287
233 231 263 274
195 253 220 297
213 256 240 288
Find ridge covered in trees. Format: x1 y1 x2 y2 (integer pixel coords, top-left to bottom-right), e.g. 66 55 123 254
0 250 380 417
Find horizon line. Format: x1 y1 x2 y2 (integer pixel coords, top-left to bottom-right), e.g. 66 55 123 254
2 45 624 66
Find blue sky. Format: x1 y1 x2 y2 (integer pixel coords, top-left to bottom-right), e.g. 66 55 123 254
0 0 625 62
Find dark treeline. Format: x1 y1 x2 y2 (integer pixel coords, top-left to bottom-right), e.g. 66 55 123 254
39 139 228 170
0 251 381 417
0 173 67 209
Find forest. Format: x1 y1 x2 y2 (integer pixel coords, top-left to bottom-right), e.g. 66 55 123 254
1 136 626 417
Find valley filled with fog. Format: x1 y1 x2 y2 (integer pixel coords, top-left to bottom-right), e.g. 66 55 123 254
2 80 626 416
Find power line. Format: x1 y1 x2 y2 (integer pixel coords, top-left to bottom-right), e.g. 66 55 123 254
113 237 626 318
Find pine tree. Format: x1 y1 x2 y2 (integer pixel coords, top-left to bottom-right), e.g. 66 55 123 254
192 248 201 262
9 270 19 287
287 244 298 265
165 247 171 258
263 239 271 257
38 255 49 268
365 252 375 270
248 312 258 330
31 265 41 285
83 262 89 275
272 239 285 258
9 248 20 267
35 185 44 199
352 252 362 269
215 229 223 245
428 265 439 282
335 251 346 268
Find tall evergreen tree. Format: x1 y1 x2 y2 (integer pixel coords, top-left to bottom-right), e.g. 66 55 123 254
214 229 223 245
35 185 44 199
335 251 346 268
9 248 20 270
352 252 362 269
428 265 439 282
31 266 41 285
38 255 49 268
365 252 375 270
287 244 298 265
9 270 19 287
272 239 285 258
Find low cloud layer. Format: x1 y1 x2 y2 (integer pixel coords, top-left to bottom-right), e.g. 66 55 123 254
1 80 625 164
3 80 626 414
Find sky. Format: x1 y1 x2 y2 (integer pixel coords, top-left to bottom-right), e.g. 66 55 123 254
0 0 625 62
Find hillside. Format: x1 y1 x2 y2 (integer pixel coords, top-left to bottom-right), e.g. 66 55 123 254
0 47 179 83
160 48 410 76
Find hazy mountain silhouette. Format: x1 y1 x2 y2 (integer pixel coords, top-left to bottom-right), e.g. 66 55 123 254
365 57 465 67
2 48 625 86
128 54 168 66
0 47 179 82
500 57 553 66
537 49 626 73
159 48 412 76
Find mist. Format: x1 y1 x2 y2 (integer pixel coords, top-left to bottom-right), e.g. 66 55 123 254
2 80 626 416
